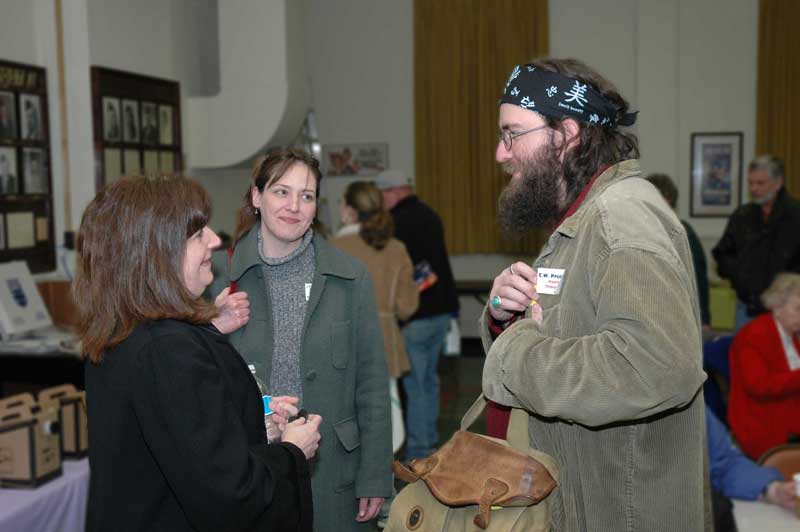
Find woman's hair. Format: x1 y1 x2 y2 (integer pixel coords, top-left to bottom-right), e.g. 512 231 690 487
233 147 323 245
761 273 800 311
344 181 393 250
73 175 218 362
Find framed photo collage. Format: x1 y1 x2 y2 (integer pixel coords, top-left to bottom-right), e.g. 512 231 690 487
91 67 182 190
0 59 55 273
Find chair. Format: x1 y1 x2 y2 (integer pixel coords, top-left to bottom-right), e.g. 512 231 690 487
757 444 800 480
702 334 734 426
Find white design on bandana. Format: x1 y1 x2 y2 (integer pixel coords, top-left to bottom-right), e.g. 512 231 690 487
563 81 589 107
505 65 521 91
526 66 535 71
510 86 520 97
589 113 599 123
546 86 558 98
520 96 535 109
601 117 610 125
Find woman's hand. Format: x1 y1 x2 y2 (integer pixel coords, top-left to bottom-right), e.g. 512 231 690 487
268 396 300 427
488 261 540 323
281 414 322 460
356 497 385 522
211 287 250 334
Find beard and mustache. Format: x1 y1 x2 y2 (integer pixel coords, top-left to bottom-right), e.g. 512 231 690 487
497 142 588 235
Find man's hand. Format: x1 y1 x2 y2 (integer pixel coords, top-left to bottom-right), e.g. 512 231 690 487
211 287 250 334
488 261 540 323
764 480 797 511
356 497 385 522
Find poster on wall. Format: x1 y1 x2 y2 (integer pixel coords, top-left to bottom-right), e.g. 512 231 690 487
690 132 743 217
321 143 388 177
0 147 18 195
0 91 17 140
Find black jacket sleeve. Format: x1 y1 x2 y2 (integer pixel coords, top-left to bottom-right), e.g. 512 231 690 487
132 332 312 532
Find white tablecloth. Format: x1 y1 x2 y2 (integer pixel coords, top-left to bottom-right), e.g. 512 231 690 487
0 458 89 532
733 499 800 531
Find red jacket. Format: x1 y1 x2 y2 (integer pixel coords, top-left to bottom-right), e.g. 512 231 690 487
728 312 800 459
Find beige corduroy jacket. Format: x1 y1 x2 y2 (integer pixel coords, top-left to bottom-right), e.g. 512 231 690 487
482 160 711 531
332 227 419 378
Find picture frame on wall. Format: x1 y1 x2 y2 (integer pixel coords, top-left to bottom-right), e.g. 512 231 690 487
19 94 43 141
22 147 47 194
122 99 140 143
0 147 18 195
158 104 173 145
321 143 389 177
690 132 743 217
141 102 158 145
0 91 17 140
103 97 121 142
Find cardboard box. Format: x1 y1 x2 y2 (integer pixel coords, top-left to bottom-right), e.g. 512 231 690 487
0 393 62 487
38 384 88 458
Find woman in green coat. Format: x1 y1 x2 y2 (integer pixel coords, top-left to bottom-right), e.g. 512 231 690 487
209 147 392 532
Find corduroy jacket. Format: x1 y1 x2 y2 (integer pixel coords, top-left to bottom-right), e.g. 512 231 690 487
481 160 710 531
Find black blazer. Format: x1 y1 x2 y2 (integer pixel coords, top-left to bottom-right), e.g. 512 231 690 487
85 319 312 532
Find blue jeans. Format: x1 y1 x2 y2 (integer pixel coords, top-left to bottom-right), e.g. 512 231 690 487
401 313 451 461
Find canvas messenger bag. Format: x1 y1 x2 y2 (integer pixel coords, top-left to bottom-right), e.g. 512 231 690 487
385 395 559 531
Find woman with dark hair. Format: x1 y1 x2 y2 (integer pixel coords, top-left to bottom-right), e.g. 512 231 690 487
75 175 321 532
209 148 392 532
331 181 419 452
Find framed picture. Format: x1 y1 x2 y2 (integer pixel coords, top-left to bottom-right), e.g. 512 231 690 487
0 147 18 195
0 91 17 140
22 147 47 194
19 94 43 141
103 97 121 142
321 143 388 177
690 132 743 217
158 104 173 145
122 99 140 143
141 102 158 145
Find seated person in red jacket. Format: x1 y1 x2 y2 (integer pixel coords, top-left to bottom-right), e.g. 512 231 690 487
729 272 800 459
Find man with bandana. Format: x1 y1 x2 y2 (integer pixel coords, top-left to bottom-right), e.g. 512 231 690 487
480 58 709 531
712 155 800 331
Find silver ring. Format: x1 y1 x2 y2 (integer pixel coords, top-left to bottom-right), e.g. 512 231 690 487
509 264 517 276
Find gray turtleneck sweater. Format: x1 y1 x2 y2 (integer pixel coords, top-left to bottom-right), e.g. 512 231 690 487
256 229 315 402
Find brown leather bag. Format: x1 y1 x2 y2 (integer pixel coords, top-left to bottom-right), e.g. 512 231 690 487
386 395 558 531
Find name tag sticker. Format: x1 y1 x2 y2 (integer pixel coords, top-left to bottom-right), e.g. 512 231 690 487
304 283 312 301
537 268 565 295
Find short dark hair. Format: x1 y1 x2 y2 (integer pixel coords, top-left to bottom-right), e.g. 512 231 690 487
645 173 678 209
528 58 639 190
73 175 218 362
233 147 323 244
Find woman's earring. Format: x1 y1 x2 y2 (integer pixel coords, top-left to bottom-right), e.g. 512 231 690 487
254 207 260 216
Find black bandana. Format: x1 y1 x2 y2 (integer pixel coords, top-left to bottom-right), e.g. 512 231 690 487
499 64 638 128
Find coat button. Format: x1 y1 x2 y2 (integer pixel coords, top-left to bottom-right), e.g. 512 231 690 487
306 370 317 381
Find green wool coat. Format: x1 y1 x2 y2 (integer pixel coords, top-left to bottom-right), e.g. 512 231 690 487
208 229 392 532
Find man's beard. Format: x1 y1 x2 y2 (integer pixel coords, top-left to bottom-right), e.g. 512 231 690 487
497 144 583 235
752 187 777 206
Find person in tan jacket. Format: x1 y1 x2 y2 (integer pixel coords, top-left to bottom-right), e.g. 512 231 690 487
332 181 419 379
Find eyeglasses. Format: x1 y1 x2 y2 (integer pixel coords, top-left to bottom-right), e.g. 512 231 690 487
499 125 548 151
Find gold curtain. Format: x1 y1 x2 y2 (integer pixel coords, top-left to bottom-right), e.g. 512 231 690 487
756 0 800 195
414 0 549 254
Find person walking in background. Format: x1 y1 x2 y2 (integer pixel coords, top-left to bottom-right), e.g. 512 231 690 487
712 155 800 331
483 58 707 530
375 169 459 463
75 175 321 532
209 148 392 532
331 180 419 453
646 173 711 330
